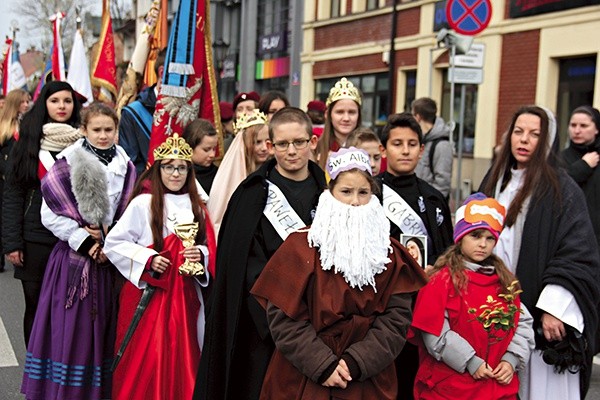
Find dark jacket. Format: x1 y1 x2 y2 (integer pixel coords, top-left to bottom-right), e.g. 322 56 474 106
561 136 600 249
193 163 218 194
0 137 13 258
118 85 157 175
194 159 326 400
480 170 600 398
375 172 453 264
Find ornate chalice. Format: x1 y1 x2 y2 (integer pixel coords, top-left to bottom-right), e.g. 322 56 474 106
174 222 205 276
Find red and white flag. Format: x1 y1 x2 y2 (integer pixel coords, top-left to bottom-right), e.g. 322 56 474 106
49 12 67 81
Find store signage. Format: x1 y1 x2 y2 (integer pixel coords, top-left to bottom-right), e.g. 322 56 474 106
221 55 237 80
258 32 286 55
509 0 600 18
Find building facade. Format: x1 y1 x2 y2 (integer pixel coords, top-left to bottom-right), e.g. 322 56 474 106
301 0 600 195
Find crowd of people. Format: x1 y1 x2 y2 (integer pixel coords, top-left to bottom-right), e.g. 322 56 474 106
0 74 599 400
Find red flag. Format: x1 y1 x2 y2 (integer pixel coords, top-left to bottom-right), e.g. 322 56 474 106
49 12 66 81
1 39 12 95
146 0 221 166
91 0 118 102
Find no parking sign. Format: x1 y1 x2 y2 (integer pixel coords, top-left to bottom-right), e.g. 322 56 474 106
446 0 492 36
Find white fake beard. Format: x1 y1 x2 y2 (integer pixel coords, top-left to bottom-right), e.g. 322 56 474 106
307 190 392 292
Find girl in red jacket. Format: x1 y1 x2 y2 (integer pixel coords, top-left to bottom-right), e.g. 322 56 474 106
411 193 534 399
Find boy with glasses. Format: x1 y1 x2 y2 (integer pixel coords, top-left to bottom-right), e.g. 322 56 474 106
195 107 327 400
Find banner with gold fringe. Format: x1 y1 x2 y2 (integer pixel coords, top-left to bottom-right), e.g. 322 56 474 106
91 0 118 103
146 0 222 166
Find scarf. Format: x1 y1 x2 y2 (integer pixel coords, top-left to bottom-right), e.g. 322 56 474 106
40 123 82 152
82 138 117 165
307 190 391 292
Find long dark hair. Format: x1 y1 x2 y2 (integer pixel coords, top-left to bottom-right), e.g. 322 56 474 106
482 105 561 227
430 241 519 295
128 159 206 252
8 81 81 187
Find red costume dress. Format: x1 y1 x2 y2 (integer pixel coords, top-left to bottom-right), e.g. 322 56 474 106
104 192 216 400
412 267 521 399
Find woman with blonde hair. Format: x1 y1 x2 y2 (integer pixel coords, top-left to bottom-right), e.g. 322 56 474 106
0 89 30 272
207 109 270 235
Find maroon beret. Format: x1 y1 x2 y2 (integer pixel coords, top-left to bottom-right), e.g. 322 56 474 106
219 101 234 121
233 91 260 110
307 100 327 113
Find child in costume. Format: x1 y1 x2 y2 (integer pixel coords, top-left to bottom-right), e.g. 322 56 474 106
21 103 136 400
345 126 384 175
103 133 216 400
251 147 427 400
411 193 534 399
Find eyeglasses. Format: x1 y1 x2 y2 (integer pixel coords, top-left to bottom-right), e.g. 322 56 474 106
160 165 190 175
272 139 311 152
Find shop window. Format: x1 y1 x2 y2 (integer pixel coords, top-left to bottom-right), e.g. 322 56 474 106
440 70 478 155
556 56 596 148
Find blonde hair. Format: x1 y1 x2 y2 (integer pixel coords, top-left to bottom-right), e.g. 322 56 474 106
0 89 29 145
242 124 269 174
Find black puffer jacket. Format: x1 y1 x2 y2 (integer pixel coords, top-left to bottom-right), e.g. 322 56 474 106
2 146 57 255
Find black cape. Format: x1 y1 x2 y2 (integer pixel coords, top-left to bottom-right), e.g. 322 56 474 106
194 159 326 400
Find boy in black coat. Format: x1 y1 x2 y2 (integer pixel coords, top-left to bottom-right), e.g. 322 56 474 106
375 112 453 400
194 107 327 400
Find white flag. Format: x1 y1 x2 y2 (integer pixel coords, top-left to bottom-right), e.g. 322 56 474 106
67 30 93 106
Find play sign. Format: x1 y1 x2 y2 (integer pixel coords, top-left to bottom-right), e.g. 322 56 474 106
446 0 492 36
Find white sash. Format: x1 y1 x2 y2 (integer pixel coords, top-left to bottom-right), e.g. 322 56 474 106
382 184 428 237
39 150 56 173
263 180 304 241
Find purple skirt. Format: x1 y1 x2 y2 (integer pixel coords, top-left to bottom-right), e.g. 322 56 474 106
21 241 116 400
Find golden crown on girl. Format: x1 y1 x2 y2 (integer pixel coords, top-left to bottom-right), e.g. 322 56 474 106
233 109 268 133
153 133 193 161
326 77 362 107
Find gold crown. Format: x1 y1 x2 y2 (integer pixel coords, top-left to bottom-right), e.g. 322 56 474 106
233 109 268 134
326 77 362 107
153 133 193 161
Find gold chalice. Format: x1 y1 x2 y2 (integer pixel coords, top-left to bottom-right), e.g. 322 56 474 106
174 222 205 276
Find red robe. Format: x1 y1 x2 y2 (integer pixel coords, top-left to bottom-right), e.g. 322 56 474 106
411 267 520 400
251 232 427 400
113 233 201 400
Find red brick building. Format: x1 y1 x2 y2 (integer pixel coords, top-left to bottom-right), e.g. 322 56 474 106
301 0 600 192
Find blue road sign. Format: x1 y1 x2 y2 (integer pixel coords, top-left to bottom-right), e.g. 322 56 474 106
446 0 492 36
